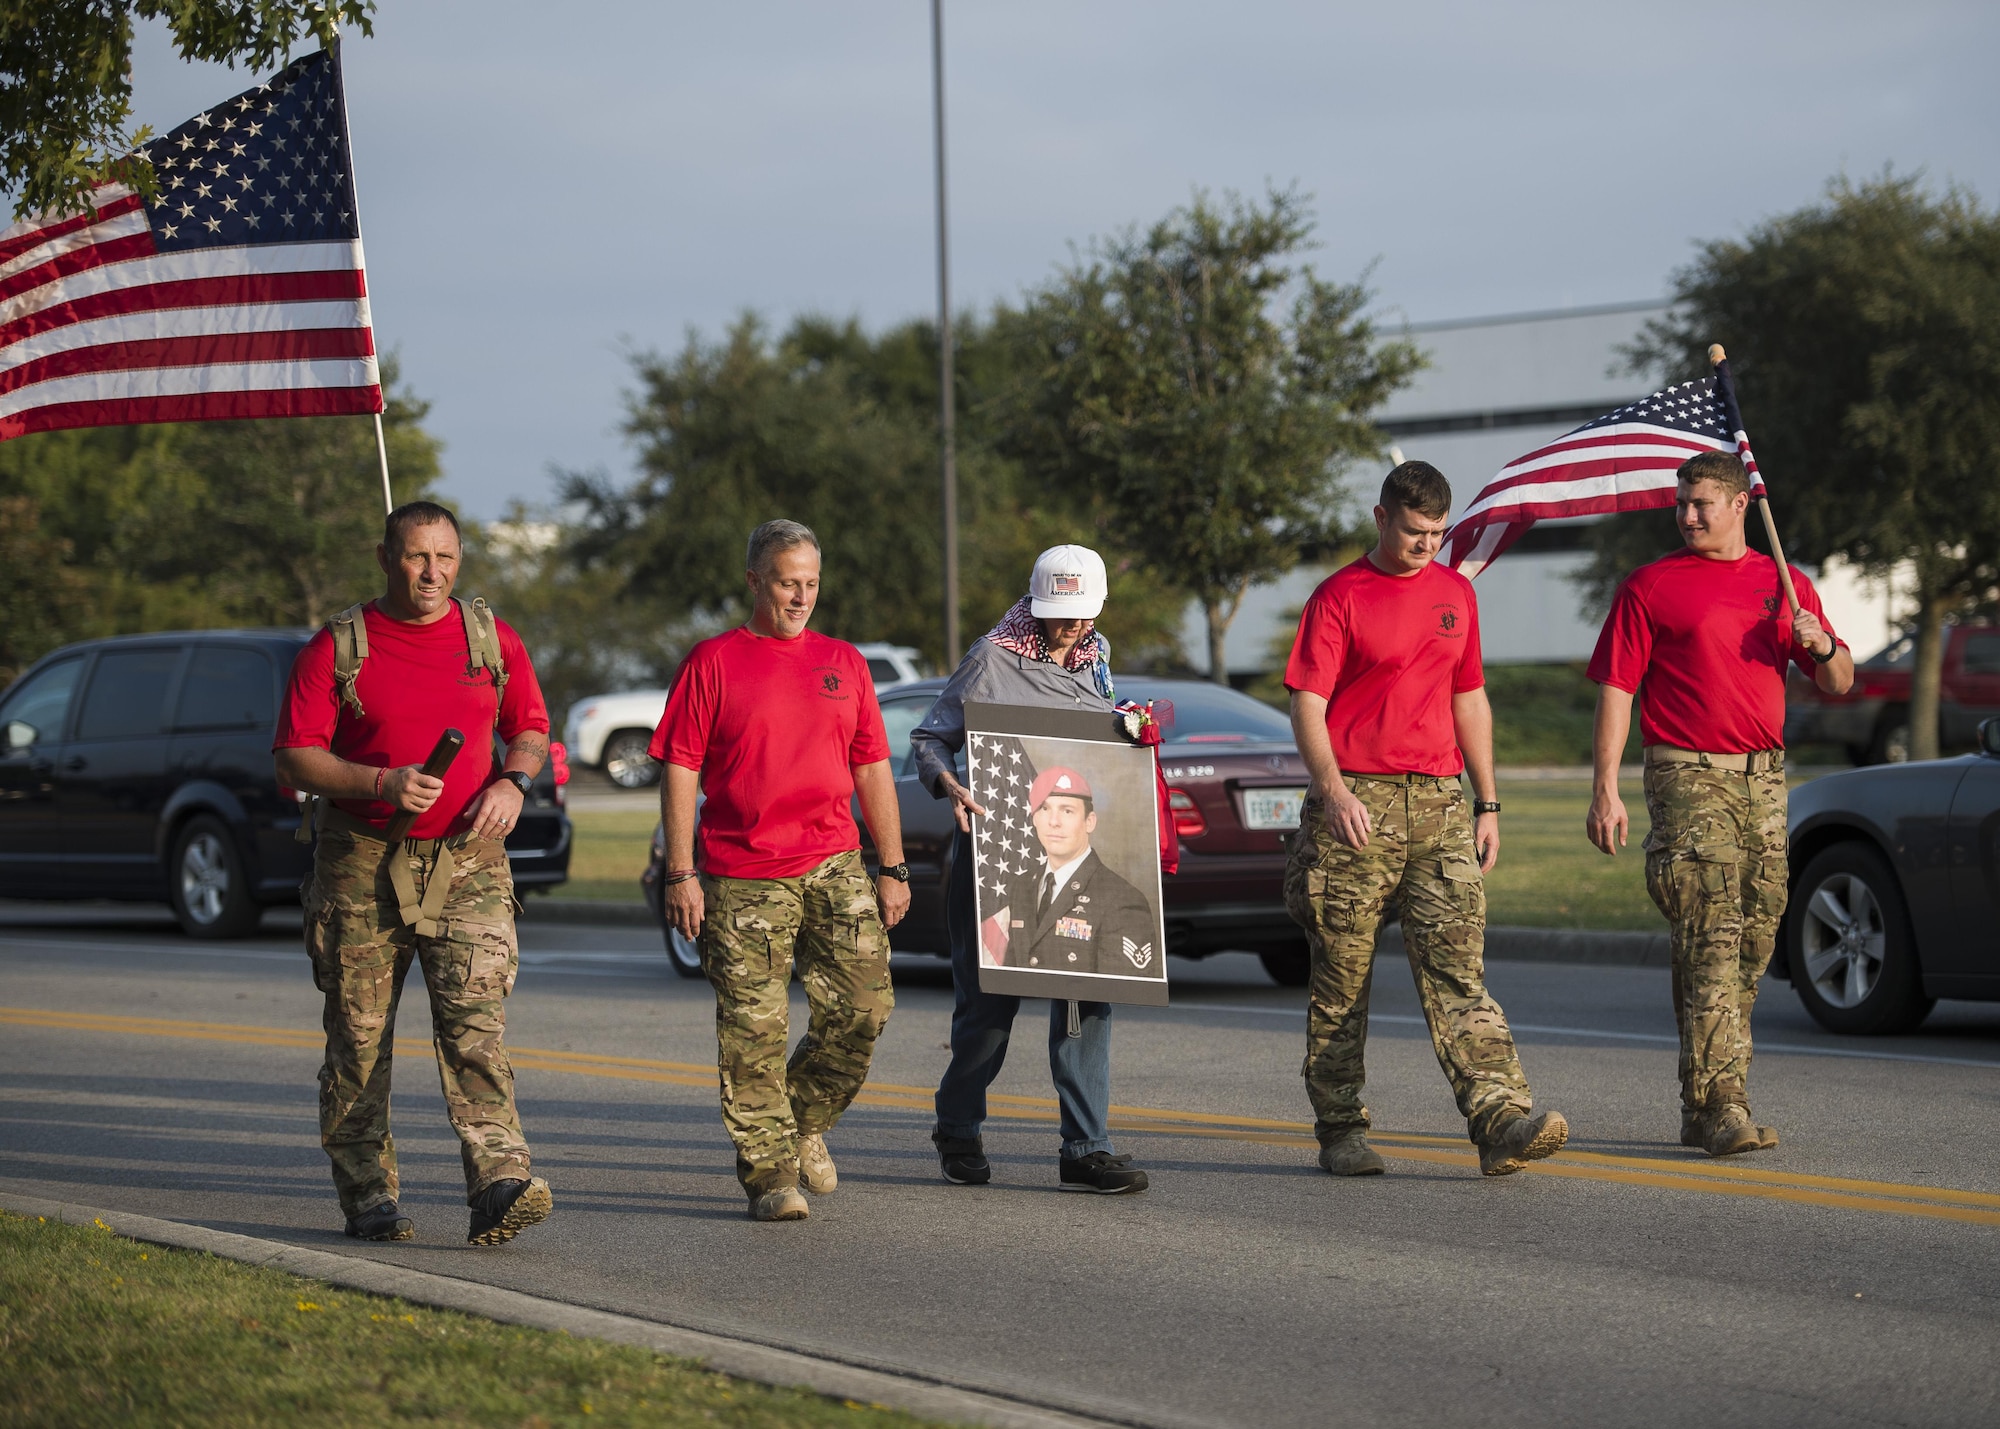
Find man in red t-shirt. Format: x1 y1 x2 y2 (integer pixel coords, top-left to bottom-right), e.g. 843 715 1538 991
1283 462 1569 1178
652 519 908 1222
274 501 554 1248
1586 450 1854 1156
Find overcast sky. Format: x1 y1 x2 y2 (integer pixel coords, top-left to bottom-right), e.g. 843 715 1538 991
127 1 2000 519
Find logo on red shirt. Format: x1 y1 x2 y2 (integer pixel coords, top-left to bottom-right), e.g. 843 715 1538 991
1433 604 1462 638
813 666 849 700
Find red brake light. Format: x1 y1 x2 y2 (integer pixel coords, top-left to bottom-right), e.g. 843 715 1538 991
550 741 571 787
1168 787 1207 838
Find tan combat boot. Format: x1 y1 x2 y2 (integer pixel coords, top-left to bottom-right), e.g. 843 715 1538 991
748 1186 810 1221
1687 1107 1778 1152
1701 1106 1766 1157
798 1133 838 1194
1478 1110 1570 1177
1318 1130 1386 1176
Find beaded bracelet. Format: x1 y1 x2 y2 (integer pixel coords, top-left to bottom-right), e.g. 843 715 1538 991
662 868 699 886
374 767 385 798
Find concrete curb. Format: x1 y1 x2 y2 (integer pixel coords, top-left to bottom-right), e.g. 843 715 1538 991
1 1192 1123 1429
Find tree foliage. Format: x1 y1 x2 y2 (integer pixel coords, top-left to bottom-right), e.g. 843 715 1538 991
0 357 439 681
1003 188 1423 681
1604 173 2000 758
0 0 373 218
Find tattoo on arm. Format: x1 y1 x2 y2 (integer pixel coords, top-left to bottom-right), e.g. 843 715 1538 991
506 731 549 777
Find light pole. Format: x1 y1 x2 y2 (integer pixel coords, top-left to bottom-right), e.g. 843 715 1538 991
932 0 959 665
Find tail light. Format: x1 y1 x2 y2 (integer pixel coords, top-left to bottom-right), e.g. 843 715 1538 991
550 741 570 808
1168 787 1207 839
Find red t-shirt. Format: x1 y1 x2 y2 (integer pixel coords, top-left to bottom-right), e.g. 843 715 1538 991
274 601 549 840
650 627 890 880
1284 556 1484 777
1587 548 1844 753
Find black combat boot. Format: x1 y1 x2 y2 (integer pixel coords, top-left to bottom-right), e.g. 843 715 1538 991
467 1176 553 1246
344 1201 414 1242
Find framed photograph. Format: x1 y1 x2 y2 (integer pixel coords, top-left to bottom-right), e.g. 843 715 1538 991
963 701 1169 1007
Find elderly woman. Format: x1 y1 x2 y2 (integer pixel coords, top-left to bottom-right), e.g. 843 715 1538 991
911 544 1149 1194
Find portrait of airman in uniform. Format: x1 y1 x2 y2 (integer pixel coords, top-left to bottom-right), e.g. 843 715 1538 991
983 766 1159 978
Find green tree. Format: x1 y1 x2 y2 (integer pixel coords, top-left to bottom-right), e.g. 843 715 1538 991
1624 174 2000 759
1003 188 1424 683
0 0 373 218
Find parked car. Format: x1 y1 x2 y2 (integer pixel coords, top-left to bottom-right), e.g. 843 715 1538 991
0 629 571 938
1774 715 2000 1035
566 642 929 790
1786 624 2000 764
640 675 1314 985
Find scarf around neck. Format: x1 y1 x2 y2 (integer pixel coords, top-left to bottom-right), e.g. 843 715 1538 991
984 596 1116 702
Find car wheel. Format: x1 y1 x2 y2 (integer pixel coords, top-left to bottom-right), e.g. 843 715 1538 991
1866 709 1910 765
664 923 705 979
1258 944 1311 987
168 814 262 939
1788 841 1932 1035
602 730 661 789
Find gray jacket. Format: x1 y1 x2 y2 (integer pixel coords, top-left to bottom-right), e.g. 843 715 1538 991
911 638 1114 798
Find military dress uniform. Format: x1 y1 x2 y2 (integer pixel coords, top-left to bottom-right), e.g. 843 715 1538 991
1004 849 1158 977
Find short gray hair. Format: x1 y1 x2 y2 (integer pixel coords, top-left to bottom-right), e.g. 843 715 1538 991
745 518 821 577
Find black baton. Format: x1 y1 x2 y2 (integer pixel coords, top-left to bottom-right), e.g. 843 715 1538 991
383 728 465 844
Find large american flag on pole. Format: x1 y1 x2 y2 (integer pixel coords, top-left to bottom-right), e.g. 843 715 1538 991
0 48 379 441
1439 361 1765 578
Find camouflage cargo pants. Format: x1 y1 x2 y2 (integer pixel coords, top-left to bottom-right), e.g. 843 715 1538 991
700 850 894 1196
304 826 531 1216
1643 758 1789 1117
1284 775 1533 1146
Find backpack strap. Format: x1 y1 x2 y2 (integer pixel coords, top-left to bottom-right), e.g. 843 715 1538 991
459 596 509 695
329 602 370 720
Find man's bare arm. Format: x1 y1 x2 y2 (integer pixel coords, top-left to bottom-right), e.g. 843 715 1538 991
660 763 703 939
1451 686 1501 872
852 758 910 930
275 745 440 814
1586 685 1634 855
503 729 548 779
1290 689 1371 849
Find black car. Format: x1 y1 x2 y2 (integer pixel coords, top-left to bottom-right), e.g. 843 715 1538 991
0 629 570 938
641 675 1312 984
1778 716 2000 1034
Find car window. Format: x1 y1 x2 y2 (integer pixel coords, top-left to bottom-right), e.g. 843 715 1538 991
174 646 275 731
0 656 84 750
879 694 935 775
75 647 182 741
1962 633 2000 676
867 658 899 684
1117 681 1295 743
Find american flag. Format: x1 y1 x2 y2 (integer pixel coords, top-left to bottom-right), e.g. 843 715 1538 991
1440 361 1765 577
965 731 1043 961
0 49 379 441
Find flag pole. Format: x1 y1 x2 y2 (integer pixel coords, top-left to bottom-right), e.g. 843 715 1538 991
327 35 392 517
1708 342 1799 616
373 411 393 515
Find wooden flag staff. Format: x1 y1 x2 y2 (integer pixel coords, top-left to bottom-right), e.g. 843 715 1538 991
1708 342 1799 617
374 411 392 515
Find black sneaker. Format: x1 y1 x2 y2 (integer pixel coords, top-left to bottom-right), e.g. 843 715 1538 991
1059 1151 1149 1194
932 1131 992 1185
467 1176 553 1246
344 1201 414 1242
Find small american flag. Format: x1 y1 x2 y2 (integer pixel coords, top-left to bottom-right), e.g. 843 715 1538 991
0 49 379 441
1440 361 1765 577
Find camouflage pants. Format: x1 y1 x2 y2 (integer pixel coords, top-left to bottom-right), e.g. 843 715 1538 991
700 851 894 1196
1284 775 1532 1146
1643 759 1789 1116
304 826 530 1216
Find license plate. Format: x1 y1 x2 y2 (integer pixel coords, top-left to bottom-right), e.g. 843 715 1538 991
1242 787 1306 830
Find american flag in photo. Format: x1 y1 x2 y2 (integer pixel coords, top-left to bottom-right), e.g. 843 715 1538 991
966 731 1043 958
1440 365 1765 578
0 49 380 441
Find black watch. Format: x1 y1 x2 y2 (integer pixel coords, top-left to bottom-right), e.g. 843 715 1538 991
500 770 533 797
879 862 911 883
1809 638 1838 665
1473 800 1502 815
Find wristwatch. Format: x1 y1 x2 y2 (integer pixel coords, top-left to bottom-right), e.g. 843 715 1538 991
1473 800 1502 815
879 862 911 883
1809 637 1838 665
499 770 534 797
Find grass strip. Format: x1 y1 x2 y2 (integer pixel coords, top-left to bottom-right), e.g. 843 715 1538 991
0 1210 936 1429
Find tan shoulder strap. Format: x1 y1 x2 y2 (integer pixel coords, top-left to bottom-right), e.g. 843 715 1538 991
459 596 509 694
329 602 370 719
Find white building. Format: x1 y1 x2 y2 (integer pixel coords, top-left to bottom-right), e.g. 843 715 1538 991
1183 302 1905 675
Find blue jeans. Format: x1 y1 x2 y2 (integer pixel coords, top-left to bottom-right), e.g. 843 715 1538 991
932 830 1115 1158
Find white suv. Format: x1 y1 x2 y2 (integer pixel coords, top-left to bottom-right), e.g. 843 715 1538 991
563 642 928 788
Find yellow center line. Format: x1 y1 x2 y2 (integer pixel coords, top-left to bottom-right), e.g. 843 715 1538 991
7 1005 1997 1227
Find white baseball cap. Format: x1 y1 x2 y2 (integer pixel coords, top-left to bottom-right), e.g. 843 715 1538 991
1029 544 1107 619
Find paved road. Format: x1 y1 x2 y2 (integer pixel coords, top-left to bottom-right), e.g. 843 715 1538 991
4 904 1999 1428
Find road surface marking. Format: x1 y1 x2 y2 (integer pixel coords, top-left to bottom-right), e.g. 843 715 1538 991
6 1004 1998 1227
